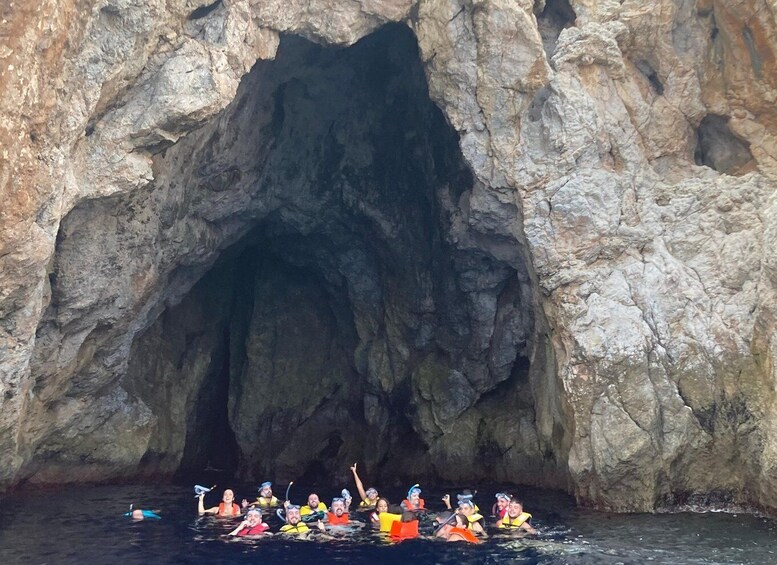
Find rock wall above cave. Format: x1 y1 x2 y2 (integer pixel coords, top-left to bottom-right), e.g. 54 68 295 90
2 0 777 513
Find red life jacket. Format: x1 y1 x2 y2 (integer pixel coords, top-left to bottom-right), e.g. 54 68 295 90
238 522 269 536
327 511 350 525
401 498 425 510
218 502 241 516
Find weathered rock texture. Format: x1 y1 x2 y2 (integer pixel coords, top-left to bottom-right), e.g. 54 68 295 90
2 0 777 512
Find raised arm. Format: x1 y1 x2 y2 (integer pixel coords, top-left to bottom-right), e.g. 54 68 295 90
228 520 248 536
198 493 218 515
349 463 368 503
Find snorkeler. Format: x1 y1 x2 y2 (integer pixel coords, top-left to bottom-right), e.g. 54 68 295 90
198 488 242 517
400 484 425 512
278 505 321 535
492 492 510 519
228 508 270 537
125 505 161 521
442 490 480 512
496 497 536 533
350 462 380 507
244 481 279 509
326 497 351 526
458 499 487 536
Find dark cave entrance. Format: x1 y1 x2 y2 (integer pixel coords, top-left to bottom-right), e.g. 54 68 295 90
121 24 550 486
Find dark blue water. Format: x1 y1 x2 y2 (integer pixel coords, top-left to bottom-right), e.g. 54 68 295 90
1 483 775 564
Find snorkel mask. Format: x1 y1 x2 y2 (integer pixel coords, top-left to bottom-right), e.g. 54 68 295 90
193 484 212 497
407 484 422 498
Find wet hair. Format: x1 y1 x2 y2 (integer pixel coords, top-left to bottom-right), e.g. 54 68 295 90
375 497 390 511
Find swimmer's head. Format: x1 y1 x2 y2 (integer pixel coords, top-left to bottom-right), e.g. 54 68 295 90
286 505 301 525
246 508 262 524
331 498 346 516
259 482 272 497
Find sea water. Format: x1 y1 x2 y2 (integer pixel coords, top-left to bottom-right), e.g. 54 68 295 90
0 482 775 564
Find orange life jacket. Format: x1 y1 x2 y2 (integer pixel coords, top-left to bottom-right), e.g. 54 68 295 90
401 498 425 510
448 526 480 543
327 511 350 525
218 502 241 516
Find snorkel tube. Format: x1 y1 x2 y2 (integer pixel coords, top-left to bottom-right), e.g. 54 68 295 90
124 504 161 520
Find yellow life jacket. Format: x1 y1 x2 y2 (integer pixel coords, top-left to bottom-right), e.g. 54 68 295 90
254 496 279 508
300 502 327 516
500 511 532 529
280 522 310 534
466 512 484 528
359 499 373 507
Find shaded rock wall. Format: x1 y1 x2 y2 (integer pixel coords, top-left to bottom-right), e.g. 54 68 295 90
1 0 777 512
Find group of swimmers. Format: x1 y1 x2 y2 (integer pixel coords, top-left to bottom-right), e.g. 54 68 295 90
186 463 536 542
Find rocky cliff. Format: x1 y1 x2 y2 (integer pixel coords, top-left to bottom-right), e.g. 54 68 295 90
2 0 777 512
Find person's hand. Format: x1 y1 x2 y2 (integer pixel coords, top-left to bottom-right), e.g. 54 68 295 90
317 519 325 531
284 500 290 509
350 463 357 473
198 493 205 499
442 494 450 503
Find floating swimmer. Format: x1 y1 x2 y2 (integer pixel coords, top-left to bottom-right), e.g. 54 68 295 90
350 462 380 508
124 504 161 521
400 484 425 512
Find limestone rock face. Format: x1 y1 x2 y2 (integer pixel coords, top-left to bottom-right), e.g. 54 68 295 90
2 0 777 512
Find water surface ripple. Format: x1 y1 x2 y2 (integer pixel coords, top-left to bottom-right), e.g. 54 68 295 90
1 484 774 564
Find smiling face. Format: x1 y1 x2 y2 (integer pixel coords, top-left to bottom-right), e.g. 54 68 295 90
286 507 301 525
496 498 508 511
246 511 261 526
507 499 523 518
307 494 319 508
223 489 234 504
366 488 378 502
332 500 346 516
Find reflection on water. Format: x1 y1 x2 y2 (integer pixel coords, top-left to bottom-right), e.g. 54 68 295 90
0 483 775 564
